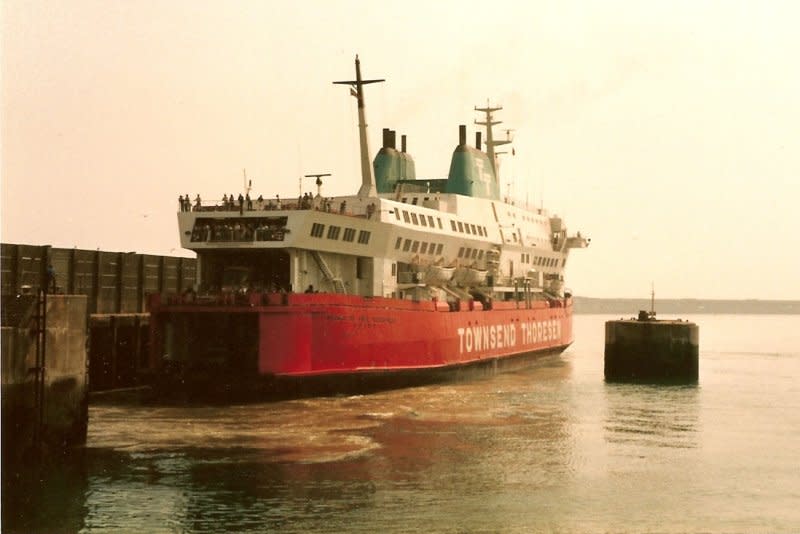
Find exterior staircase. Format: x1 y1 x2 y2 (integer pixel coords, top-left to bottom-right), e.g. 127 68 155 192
310 251 346 294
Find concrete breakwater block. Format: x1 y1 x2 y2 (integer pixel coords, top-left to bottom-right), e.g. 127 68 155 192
2 294 88 470
604 316 698 381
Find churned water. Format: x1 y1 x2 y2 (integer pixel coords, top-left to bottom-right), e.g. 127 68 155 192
5 314 800 533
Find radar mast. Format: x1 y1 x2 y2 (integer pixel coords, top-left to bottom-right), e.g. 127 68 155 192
333 56 385 198
475 102 511 180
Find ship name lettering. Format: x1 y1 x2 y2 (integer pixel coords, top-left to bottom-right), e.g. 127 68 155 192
519 320 562 345
457 323 517 355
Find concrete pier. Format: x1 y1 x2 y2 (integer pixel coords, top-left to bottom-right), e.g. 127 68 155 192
604 316 699 381
2 294 89 468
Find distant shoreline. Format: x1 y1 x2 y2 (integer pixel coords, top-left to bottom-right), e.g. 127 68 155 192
573 297 799 315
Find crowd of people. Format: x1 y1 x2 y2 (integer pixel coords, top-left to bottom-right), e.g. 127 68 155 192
178 194 202 212
178 193 377 219
190 219 287 242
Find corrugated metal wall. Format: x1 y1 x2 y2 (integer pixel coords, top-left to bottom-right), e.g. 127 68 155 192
1 243 196 314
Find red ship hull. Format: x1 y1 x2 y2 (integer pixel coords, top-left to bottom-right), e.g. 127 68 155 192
147 293 573 398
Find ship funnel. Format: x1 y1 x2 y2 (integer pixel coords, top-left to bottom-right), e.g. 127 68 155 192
382 128 390 149
401 134 407 153
459 125 466 146
389 130 397 150
476 131 482 151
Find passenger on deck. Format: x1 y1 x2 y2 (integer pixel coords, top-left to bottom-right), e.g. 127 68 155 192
246 193 252 210
238 193 244 214
194 194 202 210
367 202 376 219
178 195 185 212
275 195 282 209
339 200 347 214
304 284 316 294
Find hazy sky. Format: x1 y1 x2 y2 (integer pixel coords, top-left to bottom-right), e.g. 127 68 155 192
2 0 798 299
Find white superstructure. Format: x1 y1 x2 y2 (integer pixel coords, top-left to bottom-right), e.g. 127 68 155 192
176 57 588 303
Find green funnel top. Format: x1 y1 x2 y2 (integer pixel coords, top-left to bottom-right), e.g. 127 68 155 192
444 144 499 200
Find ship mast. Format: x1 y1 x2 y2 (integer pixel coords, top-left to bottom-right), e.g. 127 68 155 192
333 55 385 198
475 102 510 180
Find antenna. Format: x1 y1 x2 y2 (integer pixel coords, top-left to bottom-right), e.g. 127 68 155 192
650 282 656 318
243 169 251 195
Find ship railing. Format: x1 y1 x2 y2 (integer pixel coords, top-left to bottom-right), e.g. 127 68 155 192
184 197 380 220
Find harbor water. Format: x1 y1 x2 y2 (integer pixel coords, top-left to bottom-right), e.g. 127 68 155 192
5 314 800 533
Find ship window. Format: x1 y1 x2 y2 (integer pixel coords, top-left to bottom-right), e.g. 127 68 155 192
464 223 471 235
478 250 484 259
419 215 427 227
428 216 435 227
310 223 325 238
562 258 567 267
429 244 436 255
343 228 356 242
394 210 401 221
395 237 402 249
327 226 341 240
437 218 443 229
412 197 419 205
392 263 396 276
402 197 408 203
470 224 477 234
457 221 464 233
522 253 526 263
411 212 419 225
458 247 465 258
420 242 429 254
411 241 419 252
436 243 443 255
450 220 457 231
471 249 478 259
402 211 410 223
357 230 371 244
483 226 487 235
403 239 411 251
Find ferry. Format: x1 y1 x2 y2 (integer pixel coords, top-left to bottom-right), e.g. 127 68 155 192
147 56 589 398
